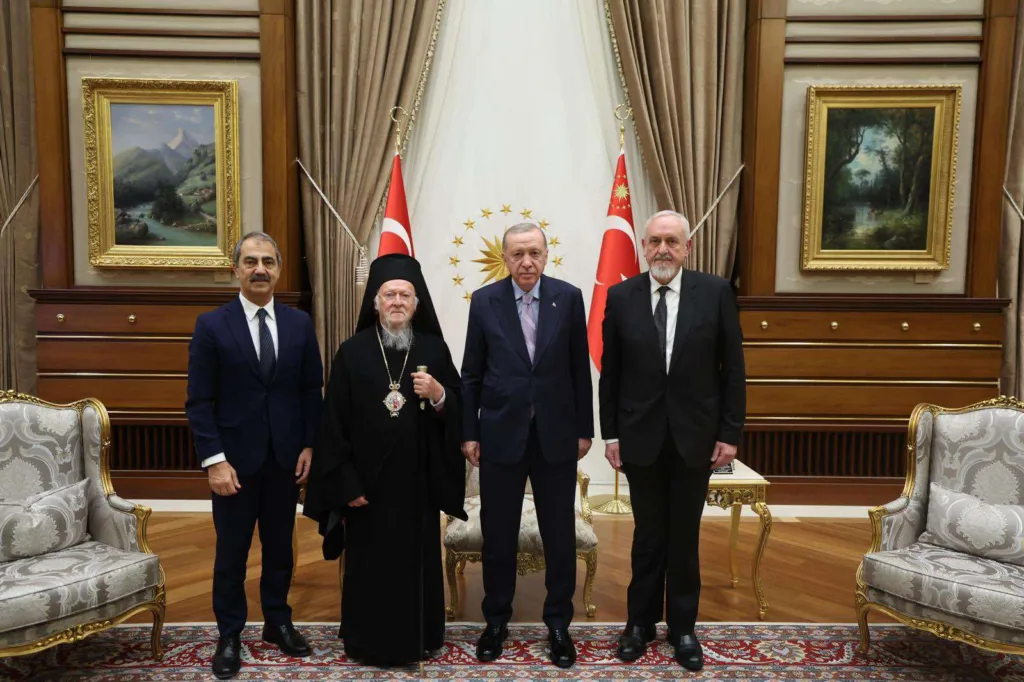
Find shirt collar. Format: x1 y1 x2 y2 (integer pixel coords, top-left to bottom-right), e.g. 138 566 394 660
512 277 541 301
650 267 683 296
239 292 275 322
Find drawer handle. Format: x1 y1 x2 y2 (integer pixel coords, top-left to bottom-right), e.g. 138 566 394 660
56 313 65 323
760 320 768 330
128 314 137 324
830 321 839 331
973 322 981 332
901 322 909 332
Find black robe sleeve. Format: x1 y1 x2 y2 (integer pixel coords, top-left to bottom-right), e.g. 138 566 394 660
424 339 469 522
302 345 362 559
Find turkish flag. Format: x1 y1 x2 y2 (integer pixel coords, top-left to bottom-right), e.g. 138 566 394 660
377 151 415 257
588 151 640 372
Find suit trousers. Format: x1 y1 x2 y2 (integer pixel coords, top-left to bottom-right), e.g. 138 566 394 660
479 422 577 630
211 455 300 638
621 437 711 634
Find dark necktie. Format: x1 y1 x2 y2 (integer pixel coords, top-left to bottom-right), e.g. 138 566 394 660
654 286 668 363
256 308 276 384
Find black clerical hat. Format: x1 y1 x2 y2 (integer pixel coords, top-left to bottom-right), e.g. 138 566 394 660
355 253 444 339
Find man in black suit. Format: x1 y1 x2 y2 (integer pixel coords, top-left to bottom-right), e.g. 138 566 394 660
461 223 593 668
599 210 745 671
186 233 324 680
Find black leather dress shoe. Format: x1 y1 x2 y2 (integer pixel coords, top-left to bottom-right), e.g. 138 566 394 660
262 622 312 658
212 635 241 680
548 628 576 668
670 632 704 671
616 623 657 661
476 623 509 662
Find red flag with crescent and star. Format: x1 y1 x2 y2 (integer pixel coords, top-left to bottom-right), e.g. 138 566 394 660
377 151 415 257
588 151 640 372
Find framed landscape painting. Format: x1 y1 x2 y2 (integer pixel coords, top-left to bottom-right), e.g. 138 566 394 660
82 77 240 269
800 84 962 272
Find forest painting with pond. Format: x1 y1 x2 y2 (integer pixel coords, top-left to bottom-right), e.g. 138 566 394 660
801 85 960 272
110 103 218 247
821 107 934 251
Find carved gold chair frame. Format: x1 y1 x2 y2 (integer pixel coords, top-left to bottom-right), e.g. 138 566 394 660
444 469 597 620
855 396 1024 657
0 391 166 660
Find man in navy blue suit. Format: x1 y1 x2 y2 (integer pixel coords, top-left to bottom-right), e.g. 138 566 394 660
185 233 323 680
461 223 594 668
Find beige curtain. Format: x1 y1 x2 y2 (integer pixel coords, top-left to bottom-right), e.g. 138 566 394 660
605 0 745 277
0 1 39 394
999 8 1024 396
296 0 443 367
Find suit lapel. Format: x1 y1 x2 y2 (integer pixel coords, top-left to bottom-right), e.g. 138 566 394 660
668 271 697 374
532 275 562 366
225 298 262 381
492 278 532 367
271 301 287 383
633 274 662 365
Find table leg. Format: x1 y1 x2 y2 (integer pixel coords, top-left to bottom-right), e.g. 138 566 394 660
751 500 773 620
729 503 741 588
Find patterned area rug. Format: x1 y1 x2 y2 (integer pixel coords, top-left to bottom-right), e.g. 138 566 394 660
2 622 1022 681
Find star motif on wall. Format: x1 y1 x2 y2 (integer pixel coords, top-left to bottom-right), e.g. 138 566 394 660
500 204 512 215
452 274 464 286
538 219 549 230
549 236 560 247
520 208 533 219
449 255 460 266
552 256 564 267
453 236 464 246
614 183 630 200
481 208 493 219
463 291 473 303
463 218 476 230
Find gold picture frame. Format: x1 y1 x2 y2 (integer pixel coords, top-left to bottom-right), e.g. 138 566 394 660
801 84 962 272
82 77 240 269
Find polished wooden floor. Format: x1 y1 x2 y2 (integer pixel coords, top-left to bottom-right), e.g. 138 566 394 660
139 512 886 625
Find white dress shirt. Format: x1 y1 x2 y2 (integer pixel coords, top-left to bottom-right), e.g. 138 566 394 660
201 294 278 469
606 269 682 447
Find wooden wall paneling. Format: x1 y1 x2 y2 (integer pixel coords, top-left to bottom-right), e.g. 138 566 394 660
259 0 300 291
739 0 786 295
966 0 1018 298
36 376 187 409
740 310 1002 340
766 477 904 505
36 304 217 333
743 345 1001 379
747 384 997 417
31 2 73 289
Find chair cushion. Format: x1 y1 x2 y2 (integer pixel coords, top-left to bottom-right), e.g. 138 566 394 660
931 409 1024 505
862 542 1024 631
444 496 598 554
0 479 91 561
0 540 161 633
920 482 1024 567
0 402 84 501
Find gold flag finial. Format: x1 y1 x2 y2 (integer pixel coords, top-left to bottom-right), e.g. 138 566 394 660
390 106 410 154
614 104 632 151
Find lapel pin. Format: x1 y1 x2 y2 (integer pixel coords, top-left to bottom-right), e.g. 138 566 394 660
552 302 557 307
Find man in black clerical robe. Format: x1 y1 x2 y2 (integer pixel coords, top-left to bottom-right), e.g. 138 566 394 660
303 254 467 666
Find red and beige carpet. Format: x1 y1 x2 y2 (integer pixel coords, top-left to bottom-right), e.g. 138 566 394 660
2 623 1021 680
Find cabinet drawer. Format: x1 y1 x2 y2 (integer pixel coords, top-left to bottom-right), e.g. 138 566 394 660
36 304 212 334
740 311 1001 342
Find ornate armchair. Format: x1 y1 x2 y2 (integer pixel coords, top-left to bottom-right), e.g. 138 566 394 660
856 397 1024 656
443 465 598 619
0 392 165 659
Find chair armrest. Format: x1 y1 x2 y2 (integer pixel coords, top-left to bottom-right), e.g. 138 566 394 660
88 491 153 554
577 470 592 525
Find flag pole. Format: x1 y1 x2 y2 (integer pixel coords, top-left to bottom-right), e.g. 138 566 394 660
592 103 635 516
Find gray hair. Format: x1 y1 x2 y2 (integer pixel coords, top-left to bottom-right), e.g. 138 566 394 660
645 210 691 240
233 232 282 266
501 222 548 252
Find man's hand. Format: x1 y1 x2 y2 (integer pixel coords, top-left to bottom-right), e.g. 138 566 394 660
348 496 368 507
578 438 592 460
295 447 312 484
208 461 241 496
411 371 444 404
462 441 480 467
605 441 622 470
711 441 738 468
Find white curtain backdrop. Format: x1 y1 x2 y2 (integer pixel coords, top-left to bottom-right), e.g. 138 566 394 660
404 0 657 488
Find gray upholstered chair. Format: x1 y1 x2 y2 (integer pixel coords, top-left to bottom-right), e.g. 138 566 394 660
0 392 165 659
443 464 598 619
856 397 1024 656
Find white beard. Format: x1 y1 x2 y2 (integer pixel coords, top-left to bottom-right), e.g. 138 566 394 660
380 322 413 351
650 261 679 283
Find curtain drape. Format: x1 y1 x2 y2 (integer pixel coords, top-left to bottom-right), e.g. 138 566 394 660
999 7 1024 397
0 1 39 393
604 0 744 277
296 0 444 366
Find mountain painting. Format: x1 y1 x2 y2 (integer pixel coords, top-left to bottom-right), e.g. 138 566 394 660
109 104 218 247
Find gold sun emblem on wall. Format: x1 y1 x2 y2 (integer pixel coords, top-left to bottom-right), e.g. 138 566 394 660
449 205 563 302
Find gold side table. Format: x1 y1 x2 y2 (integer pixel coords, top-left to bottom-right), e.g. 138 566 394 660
707 460 772 619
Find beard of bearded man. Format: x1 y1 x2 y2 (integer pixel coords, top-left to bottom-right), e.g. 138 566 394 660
650 256 678 283
376 297 416 351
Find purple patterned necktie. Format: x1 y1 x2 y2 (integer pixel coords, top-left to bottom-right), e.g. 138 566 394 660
521 293 537 364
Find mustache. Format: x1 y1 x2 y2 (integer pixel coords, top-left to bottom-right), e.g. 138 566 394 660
249 274 271 283
652 254 674 261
